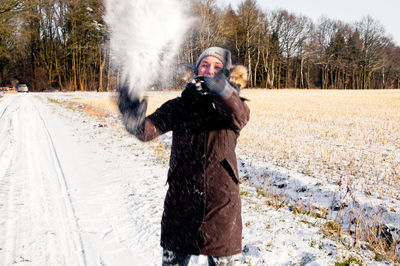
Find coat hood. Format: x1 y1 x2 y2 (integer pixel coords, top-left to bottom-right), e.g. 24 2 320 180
178 64 248 90
229 65 248 89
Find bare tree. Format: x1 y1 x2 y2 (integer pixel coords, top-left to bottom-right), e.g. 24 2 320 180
309 17 340 89
185 0 223 61
0 1 21 85
356 16 389 89
235 0 264 87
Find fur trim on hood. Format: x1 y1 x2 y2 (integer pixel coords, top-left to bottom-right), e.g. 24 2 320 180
229 65 248 89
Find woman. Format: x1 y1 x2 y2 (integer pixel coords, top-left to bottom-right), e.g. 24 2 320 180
118 47 250 265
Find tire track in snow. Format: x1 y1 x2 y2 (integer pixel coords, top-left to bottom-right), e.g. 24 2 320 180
0 104 19 265
0 95 11 121
0 106 7 120
0 95 40 264
37 94 142 265
0 96 13 158
0 94 87 265
33 97 88 266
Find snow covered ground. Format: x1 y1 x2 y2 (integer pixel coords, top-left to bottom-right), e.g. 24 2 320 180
0 92 397 265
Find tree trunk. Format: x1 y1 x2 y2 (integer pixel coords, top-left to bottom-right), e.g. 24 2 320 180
247 51 252 88
285 57 290 88
270 58 275 88
300 56 304 88
55 56 63 90
254 46 260 88
98 44 106 92
72 47 77 91
277 61 282 89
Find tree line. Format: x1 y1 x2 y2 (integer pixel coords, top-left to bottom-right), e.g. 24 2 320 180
1 0 399 91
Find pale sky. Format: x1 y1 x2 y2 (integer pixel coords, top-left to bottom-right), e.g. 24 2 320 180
217 0 400 46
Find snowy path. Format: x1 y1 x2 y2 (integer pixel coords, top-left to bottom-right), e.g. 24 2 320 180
0 94 167 265
0 94 87 265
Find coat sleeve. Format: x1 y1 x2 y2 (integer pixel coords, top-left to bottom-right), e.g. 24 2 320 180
134 98 180 142
213 91 250 132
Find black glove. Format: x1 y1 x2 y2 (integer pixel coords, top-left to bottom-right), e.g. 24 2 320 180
203 70 234 99
193 76 209 95
118 84 147 136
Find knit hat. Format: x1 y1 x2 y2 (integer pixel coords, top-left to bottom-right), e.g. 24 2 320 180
195 47 232 71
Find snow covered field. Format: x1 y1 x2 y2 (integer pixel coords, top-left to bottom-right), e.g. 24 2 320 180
0 92 398 265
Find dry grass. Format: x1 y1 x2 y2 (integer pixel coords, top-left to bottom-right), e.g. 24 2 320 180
237 89 399 262
239 89 400 200
73 97 120 116
72 93 177 117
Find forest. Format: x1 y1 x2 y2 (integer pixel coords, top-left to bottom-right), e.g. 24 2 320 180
0 0 399 91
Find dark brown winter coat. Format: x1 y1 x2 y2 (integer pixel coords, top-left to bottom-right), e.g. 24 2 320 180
135 78 250 256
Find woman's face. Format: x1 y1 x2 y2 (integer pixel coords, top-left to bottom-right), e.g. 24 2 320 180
197 56 224 77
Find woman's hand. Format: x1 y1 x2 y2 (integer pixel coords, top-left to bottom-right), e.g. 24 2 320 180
203 70 235 99
118 84 147 135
